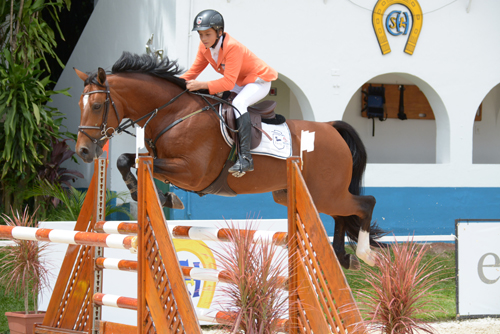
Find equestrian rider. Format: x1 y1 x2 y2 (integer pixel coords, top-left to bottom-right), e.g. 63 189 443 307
181 9 278 176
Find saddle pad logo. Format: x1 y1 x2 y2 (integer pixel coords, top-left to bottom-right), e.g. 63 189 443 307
272 130 287 150
219 105 293 160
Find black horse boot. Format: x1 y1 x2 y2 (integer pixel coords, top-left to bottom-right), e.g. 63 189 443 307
229 112 254 176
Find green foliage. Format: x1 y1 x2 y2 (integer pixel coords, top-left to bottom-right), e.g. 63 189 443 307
0 0 73 212
0 0 71 70
25 180 133 221
0 49 71 210
0 49 70 179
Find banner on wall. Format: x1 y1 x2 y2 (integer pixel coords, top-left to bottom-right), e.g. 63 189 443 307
456 220 500 318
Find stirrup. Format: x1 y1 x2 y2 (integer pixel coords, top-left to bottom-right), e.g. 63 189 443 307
229 156 254 177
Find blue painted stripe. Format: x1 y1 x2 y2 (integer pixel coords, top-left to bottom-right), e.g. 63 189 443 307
170 187 500 237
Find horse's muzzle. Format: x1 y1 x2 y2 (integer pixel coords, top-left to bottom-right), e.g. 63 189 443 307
77 143 103 163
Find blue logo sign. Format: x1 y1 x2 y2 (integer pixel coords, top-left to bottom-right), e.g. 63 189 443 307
386 10 410 36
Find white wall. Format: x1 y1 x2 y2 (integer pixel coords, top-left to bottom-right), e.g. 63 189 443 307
473 84 500 163
53 0 178 193
52 0 500 194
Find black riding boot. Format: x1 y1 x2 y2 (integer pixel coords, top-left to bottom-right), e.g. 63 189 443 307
229 112 254 176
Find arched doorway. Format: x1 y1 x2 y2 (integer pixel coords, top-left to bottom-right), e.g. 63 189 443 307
473 83 500 164
342 73 448 164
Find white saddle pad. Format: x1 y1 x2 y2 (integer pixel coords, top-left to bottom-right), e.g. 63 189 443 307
220 110 293 160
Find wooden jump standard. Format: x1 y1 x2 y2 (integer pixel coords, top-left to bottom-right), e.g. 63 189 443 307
0 156 364 333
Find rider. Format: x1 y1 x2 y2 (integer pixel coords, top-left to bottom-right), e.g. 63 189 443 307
181 9 278 176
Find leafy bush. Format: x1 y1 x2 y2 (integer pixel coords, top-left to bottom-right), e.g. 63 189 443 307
0 0 72 213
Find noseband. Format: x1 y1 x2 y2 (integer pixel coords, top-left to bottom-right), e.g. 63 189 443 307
78 81 120 145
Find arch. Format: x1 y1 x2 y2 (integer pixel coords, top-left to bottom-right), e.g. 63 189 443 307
342 72 449 163
473 82 500 164
277 73 315 121
372 0 423 55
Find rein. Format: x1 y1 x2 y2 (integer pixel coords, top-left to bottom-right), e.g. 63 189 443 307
80 80 238 158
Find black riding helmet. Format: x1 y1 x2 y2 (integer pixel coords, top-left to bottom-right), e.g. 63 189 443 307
192 9 224 33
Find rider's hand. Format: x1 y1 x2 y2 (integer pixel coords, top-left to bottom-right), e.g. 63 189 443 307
186 80 209 91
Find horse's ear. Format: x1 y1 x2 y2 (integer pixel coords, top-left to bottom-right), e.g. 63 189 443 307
97 67 106 85
74 68 88 81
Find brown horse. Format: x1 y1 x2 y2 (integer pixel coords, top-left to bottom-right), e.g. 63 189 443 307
74 52 384 269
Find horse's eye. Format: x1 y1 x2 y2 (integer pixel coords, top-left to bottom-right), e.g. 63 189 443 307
92 103 101 110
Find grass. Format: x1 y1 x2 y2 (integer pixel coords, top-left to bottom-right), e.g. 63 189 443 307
0 252 36 334
0 243 458 333
343 242 457 322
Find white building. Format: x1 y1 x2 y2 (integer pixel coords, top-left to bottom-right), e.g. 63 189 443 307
52 0 500 236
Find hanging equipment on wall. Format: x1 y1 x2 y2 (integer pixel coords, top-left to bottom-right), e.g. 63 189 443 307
398 85 407 120
362 84 386 136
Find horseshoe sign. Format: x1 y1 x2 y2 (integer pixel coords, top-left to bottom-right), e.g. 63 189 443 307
372 0 423 55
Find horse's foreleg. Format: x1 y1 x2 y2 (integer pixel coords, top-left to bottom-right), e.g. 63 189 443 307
156 189 184 210
117 154 184 209
354 195 377 266
117 153 139 201
152 159 184 210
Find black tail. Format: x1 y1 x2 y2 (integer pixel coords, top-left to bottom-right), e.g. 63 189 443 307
332 121 386 246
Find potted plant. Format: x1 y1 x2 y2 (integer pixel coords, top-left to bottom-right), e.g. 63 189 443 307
0 206 52 334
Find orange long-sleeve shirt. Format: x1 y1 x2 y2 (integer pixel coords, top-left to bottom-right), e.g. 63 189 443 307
181 33 278 94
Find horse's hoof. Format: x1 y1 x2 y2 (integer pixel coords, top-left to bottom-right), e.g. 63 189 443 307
160 192 185 209
349 255 361 270
168 193 185 209
357 248 376 266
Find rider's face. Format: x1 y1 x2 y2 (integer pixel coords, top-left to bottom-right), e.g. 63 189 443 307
198 28 219 49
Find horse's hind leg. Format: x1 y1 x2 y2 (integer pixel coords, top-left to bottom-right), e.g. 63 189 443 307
353 195 377 266
323 193 377 267
117 153 184 209
332 217 360 270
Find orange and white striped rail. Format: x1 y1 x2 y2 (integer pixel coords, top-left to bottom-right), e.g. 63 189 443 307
92 293 288 330
95 257 226 281
94 221 288 246
0 226 136 250
93 293 137 310
95 257 287 287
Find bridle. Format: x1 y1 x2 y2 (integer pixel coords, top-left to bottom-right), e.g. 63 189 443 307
78 81 120 145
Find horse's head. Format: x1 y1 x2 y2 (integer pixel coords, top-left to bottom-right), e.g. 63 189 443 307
74 67 120 163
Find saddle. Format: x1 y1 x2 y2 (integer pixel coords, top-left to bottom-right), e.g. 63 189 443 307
221 92 286 149
197 92 286 197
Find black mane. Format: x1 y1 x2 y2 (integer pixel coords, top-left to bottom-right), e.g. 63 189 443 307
84 52 187 89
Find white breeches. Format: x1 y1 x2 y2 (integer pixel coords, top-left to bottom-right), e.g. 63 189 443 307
231 80 271 119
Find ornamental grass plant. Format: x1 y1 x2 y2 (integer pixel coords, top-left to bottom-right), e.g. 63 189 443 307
352 237 449 334
212 220 289 334
0 206 52 314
